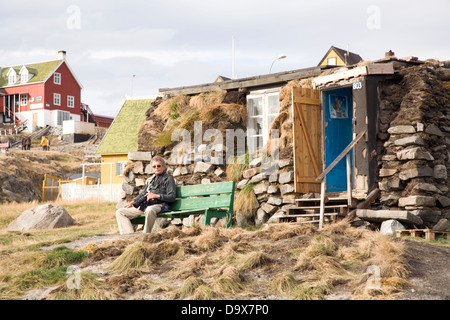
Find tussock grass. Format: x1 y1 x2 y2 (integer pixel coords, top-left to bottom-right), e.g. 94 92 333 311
234 184 259 221
193 227 221 250
234 250 269 270
48 271 117 300
271 272 298 297
179 276 206 299
106 242 150 273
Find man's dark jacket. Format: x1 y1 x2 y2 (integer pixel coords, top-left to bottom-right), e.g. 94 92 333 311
133 171 176 213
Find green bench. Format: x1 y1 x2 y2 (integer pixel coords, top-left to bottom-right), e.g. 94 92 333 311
130 181 235 228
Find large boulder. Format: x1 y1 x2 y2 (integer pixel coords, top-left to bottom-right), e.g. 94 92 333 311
8 204 75 231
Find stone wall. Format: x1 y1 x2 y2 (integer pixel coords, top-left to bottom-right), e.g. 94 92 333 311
119 150 300 228
376 62 450 228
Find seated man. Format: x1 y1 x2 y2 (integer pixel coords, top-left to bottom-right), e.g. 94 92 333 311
115 156 176 234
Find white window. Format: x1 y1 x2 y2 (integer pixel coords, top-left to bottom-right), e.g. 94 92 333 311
21 72 29 83
328 57 337 65
8 73 16 85
247 90 280 151
20 94 28 106
54 72 61 85
67 96 74 108
116 161 129 176
54 93 61 106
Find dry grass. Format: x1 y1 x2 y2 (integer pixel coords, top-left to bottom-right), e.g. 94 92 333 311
0 201 415 300
234 184 259 221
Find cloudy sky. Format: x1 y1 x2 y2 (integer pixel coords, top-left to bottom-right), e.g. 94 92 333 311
1 0 448 117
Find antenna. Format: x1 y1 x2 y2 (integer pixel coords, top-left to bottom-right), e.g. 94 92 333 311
232 36 236 79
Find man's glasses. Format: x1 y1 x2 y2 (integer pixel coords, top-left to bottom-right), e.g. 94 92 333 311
152 165 162 168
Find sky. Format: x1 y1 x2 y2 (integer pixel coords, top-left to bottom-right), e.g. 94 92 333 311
1 0 449 118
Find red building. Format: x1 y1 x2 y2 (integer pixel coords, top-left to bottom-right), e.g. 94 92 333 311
0 50 112 133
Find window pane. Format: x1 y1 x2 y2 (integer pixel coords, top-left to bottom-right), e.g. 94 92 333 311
267 94 280 114
248 97 263 116
249 117 263 135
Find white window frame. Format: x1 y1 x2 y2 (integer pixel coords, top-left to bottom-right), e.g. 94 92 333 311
116 161 129 176
67 96 75 108
328 57 337 65
8 73 16 85
247 89 280 151
54 93 61 106
54 72 61 85
21 72 29 83
20 94 28 106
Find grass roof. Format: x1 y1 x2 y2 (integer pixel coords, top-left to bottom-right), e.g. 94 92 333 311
96 99 153 155
0 60 63 87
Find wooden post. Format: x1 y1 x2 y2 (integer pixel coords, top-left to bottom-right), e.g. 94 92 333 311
346 152 352 206
319 178 326 229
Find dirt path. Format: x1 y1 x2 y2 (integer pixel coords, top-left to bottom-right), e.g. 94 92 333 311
401 240 450 300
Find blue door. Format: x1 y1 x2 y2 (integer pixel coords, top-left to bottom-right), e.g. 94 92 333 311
324 87 353 192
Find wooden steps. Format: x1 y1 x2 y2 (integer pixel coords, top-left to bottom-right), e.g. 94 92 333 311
275 197 350 224
396 229 450 241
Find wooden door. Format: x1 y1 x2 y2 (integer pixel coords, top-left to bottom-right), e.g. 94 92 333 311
292 87 322 193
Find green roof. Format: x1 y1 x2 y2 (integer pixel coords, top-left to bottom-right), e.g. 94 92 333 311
0 60 63 87
96 99 153 155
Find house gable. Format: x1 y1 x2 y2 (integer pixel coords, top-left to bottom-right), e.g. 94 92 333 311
96 98 153 155
0 60 63 88
318 46 363 67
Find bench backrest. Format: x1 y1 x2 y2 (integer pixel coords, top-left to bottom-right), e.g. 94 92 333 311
171 181 235 212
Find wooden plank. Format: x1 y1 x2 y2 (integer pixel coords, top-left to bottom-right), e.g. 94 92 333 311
366 63 394 75
312 66 368 88
171 194 233 211
177 181 234 197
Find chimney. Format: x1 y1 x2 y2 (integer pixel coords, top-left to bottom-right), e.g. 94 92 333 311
385 50 395 58
58 50 67 60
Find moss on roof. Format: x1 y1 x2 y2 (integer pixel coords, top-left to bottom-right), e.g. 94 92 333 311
0 60 62 87
96 99 153 155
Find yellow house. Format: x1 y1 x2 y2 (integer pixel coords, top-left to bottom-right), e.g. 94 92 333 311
96 98 153 184
318 46 363 67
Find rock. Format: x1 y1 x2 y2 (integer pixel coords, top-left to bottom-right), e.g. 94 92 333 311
268 173 278 183
267 196 283 206
133 161 144 174
399 166 433 180
356 209 423 227
121 182 136 195
398 196 436 207
432 218 450 231
243 168 259 179
280 184 295 195
249 157 262 168
388 125 416 134
396 147 434 161
255 209 269 226
380 219 405 236
394 135 425 147
433 165 447 180
261 202 277 215
8 204 75 231
250 173 266 184
193 161 214 173
267 185 279 194
253 181 269 195
379 168 397 177
22 285 62 300
128 151 153 161
425 123 445 137
437 195 450 207
236 179 249 190
279 171 294 184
